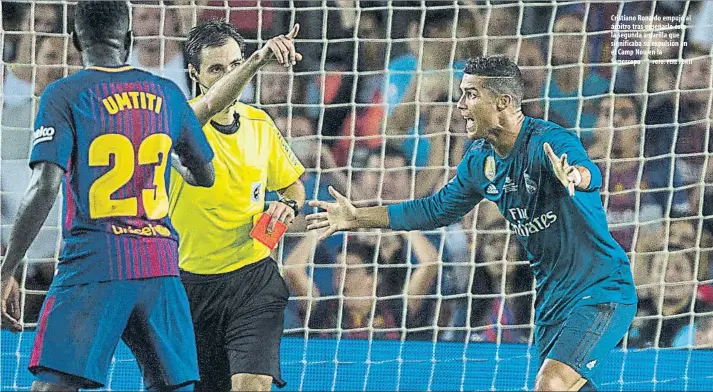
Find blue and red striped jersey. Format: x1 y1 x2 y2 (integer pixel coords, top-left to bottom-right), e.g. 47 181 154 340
29 65 214 286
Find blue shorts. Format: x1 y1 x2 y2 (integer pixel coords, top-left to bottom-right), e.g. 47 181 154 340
29 277 199 389
535 302 637 382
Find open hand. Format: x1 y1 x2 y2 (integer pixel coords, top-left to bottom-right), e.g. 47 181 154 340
305 186 357 240
544 142 580 197
1 276 22 332
257 24 303 67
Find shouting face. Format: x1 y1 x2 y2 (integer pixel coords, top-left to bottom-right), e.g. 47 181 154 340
457 73 500 141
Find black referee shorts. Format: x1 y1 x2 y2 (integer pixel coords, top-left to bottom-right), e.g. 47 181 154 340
181 258 289 392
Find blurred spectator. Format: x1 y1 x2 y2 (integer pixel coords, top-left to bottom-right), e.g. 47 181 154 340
642 45 710 215
647 248 698 347
352 232 410 298
634 11 686 103
36 36 81 94
630 216 709 348
408 103 453 197
319 7 388 164
453 1 482 60
505 39 546 118
274 0 366 72
130 1 191 97
354 145 411 204
269 114 361 227
672 286 713 348
283 234 439 340
471 228 531 343
2 2 26 62
440 201 533 343
482 3 520 56
385 7 462 135
453 1 520 59
256 63 305 118
547 11 610 141
197 0 276 54
676 46 713 213
1 35 79 169
4 2 63 107
590 95 689 252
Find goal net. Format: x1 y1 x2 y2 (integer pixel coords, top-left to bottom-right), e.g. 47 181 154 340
2 0 713 390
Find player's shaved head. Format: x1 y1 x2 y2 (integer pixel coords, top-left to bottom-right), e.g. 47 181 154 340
74 1 131 51
464 56 524 108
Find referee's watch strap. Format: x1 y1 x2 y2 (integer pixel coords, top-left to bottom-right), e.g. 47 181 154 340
278 197 300 216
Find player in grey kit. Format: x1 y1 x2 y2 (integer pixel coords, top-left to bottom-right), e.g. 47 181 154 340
306 56 637 391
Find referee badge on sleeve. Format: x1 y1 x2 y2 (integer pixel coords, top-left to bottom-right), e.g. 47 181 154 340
484 156 496 181
251 182 262 203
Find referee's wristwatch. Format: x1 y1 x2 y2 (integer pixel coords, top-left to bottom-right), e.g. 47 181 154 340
278 197 300 216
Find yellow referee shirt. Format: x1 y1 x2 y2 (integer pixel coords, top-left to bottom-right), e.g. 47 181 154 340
169 100 305 274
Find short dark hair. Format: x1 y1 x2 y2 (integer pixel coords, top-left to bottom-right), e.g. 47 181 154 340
340 241 378 275
383 144 407 161
611 94 642 122
75 1 129 47
21 2 63 33
424 7 456 36
366 144 407 166
464 56 524 108
184 20 246 71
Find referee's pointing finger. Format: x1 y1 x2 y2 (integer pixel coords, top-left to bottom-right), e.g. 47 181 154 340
286 23 300 39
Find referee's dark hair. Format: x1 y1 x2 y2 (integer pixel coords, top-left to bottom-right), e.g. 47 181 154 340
73 1 131 52
464 56 524 108
184 20 246 72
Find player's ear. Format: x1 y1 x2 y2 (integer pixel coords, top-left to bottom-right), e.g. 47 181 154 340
71 30 82 52
496 94 512 111
188 64 199 83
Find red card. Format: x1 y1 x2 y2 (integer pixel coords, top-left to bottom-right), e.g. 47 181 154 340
250 212 287 249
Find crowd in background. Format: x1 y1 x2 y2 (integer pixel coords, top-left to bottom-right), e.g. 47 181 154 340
2 0 712 349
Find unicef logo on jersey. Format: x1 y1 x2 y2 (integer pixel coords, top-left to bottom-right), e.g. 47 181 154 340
507 207 557 237
32 126 55 145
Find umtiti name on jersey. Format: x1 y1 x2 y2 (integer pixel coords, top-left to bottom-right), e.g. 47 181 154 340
102 91 163 114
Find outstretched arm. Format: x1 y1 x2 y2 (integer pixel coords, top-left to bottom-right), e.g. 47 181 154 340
305 187 390 240
1 162 64 332
306 159 482 240
190 24 303 125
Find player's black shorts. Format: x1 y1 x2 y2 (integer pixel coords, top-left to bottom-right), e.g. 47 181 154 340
181 257 289 391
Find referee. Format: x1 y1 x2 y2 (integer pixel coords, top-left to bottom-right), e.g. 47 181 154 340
169 21 305 392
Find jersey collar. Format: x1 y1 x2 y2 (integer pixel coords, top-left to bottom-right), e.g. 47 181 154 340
86 65 134 73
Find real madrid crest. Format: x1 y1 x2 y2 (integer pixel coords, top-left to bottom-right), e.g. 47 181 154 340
484 156 496 181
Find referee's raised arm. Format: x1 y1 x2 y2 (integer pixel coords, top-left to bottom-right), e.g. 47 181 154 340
189 24 302 125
